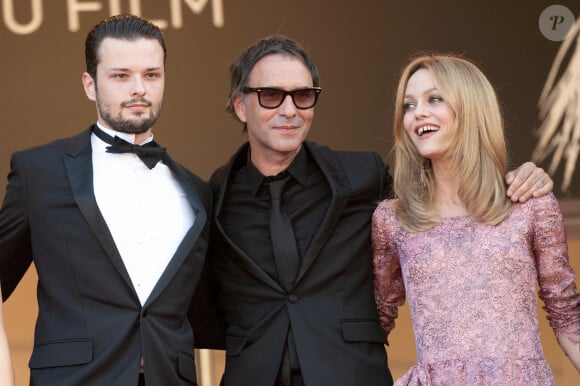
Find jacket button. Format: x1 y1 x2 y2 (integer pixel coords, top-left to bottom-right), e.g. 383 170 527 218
288 294 299 303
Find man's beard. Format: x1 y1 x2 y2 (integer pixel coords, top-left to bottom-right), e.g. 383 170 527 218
96 94 162 134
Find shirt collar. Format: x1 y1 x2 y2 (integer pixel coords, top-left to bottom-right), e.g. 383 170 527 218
95 121 154 146
246 146 309 197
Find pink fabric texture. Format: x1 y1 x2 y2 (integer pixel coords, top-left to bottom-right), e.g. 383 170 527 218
372 194 580 385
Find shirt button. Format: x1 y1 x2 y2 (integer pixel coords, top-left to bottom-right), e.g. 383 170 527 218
288 294 299 303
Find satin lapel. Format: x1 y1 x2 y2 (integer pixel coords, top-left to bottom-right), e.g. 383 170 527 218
63 128 136 295
294 142 350 283
213 144 284 291
143 156 208 308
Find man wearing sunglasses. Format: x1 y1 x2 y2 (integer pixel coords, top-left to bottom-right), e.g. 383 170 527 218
205 35 554 386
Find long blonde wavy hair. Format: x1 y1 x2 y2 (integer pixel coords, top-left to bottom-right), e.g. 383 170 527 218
392 54 511 232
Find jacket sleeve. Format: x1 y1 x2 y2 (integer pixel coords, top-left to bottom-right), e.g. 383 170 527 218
0 152 33 300
188 172 226 350
373 152 393 201
188 254 226 350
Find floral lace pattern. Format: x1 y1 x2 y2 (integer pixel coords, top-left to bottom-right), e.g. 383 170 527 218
372 194 580 385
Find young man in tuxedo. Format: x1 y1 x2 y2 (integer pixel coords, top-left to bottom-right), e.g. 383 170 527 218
0 14 221 386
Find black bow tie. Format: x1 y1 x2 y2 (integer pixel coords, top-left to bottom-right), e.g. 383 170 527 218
92 126 167 169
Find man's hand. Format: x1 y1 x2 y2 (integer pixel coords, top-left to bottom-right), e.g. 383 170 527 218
505 161 553 202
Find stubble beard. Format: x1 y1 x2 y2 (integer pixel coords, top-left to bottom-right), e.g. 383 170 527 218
96 93 162 134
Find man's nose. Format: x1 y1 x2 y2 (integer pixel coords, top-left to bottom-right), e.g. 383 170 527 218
278 94 297 117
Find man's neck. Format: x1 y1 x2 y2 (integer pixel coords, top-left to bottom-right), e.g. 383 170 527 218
250 146 301 177
96 121 153 145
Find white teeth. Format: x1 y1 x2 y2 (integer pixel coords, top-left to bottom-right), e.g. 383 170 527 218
418 125 439 136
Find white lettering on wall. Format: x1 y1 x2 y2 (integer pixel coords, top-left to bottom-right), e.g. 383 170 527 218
2 0 42 34
68 0 103 32
109 0 142 16
0 0 225 34
170 0 223 28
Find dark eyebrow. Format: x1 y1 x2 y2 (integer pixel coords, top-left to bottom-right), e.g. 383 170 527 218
107 67 162 72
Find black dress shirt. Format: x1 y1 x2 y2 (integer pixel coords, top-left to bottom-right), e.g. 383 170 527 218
219 146 331 281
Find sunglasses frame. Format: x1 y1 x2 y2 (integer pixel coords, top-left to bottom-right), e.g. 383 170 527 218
242 86 322 109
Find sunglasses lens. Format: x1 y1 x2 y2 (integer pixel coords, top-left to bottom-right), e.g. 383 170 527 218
292 89 317 108
259 88 285 108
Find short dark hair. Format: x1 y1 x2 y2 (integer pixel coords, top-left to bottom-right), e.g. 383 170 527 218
85 14 166 80
226 35 320 121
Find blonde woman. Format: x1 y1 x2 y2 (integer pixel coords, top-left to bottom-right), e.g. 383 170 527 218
372 54 580 385
0 286 14 386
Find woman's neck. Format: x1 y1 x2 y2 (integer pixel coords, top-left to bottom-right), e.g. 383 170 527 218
431 160 469 218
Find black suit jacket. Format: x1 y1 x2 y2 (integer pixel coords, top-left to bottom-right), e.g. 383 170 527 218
0 127 216 386
208 141 394 386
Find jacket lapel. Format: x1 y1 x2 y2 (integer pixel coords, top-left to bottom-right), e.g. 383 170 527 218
64 128 208 306
63 128 137 296
213 144 284 291
294 142 350 283
143 156 208 308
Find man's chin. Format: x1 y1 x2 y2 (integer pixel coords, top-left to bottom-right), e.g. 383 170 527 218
111 117 158 134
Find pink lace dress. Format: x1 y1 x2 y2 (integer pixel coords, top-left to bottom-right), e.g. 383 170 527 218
372 194 580 385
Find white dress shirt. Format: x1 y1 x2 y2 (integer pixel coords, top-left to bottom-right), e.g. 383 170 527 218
92 123 195 305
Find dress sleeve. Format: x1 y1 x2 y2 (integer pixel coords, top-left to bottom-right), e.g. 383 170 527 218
532 193 580 344
372 202 406 339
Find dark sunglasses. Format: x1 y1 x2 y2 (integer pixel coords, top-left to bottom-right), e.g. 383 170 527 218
242 87 322 109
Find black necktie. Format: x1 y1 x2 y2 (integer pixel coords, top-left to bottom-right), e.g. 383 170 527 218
269 176 300 291
92 126 167 169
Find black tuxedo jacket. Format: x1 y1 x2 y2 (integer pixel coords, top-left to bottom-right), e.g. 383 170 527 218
208 141 394 386
0 127 216 386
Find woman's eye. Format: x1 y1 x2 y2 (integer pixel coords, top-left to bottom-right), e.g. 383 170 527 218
429 95 443 103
